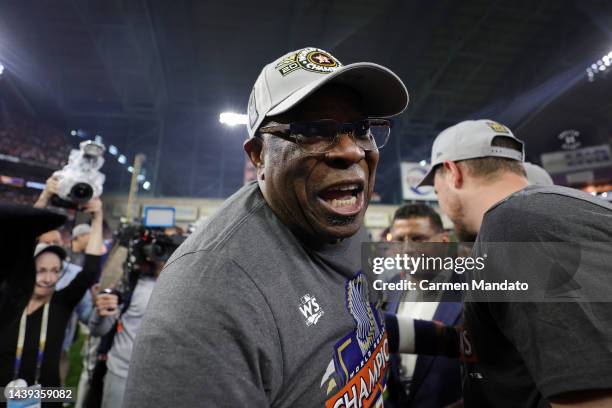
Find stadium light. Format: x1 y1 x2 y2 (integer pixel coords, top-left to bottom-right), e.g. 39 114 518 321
108 145 118 155
143 181 151 190
586 50 612 82
219 112 248 126
118 154 127 164
26 181 45 190
70 130 78 136
127 166 134 173
419 160 427 166
0 63 4 76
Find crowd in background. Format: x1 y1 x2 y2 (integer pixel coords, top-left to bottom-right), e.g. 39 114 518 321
0 184 39 205
0 116 71 168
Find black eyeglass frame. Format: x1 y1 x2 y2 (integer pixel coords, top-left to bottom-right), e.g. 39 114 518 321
257 118 394 153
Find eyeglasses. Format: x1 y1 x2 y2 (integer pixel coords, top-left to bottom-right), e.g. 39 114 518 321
258 118 393 153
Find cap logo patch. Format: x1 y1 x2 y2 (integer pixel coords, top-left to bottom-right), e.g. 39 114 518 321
275 52 300 76
275 47 341 76
486 121 509 134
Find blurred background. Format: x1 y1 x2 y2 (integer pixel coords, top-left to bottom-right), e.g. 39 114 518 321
1 0 611 235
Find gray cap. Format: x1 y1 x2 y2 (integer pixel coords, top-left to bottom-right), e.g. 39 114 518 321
418 119 525 187
72 223 91 238
34 243 67 261
246 47 409 138
524 162 554 186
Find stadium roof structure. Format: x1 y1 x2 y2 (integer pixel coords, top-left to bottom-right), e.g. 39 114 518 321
0 0 611 201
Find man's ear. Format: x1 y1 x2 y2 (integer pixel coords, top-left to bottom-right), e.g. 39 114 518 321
443 160 464 189
244 137 265 180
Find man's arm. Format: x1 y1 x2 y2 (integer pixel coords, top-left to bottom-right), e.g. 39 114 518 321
33 175 59 209
123 251 282 407
385 313 460 357
84 198 104 256
56 198 104 307
88 290 119 337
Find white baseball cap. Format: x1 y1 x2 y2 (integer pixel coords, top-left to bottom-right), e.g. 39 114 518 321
246 47 409 138
418 119 525 187
34 243 67 261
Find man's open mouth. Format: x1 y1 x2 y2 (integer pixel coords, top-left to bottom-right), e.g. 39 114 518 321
317 182 365 216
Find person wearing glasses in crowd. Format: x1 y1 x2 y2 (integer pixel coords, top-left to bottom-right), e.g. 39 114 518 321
123 47 408 407
383 204 462 408
0 198 104 407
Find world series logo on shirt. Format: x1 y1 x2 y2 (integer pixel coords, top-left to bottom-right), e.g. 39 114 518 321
298 293 324 326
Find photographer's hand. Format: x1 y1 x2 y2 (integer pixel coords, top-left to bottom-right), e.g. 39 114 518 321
96 292 119 317
33 175 60 208
82 198 103 220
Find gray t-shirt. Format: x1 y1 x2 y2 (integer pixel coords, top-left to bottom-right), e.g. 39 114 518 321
123 182 388 408
463 185 612 407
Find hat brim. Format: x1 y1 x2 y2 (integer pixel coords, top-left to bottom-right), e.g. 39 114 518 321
417 166 436 187
35 245 67 262
267 62 409 119
0 205 66 237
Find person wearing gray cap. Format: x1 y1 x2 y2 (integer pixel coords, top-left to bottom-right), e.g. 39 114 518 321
0 198 104 404
418 119 612 406
124 47 408 408
71 223 92 253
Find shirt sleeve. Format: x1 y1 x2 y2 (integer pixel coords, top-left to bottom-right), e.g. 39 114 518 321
122 251 283 408
56 254 101 309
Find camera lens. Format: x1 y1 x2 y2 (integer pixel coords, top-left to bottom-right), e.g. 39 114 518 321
70 182 93 203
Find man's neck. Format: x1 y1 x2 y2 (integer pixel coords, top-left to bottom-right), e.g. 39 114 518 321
466 174 529 233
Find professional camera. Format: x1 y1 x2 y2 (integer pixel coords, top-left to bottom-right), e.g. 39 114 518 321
117 223 185 276
52 140 106 207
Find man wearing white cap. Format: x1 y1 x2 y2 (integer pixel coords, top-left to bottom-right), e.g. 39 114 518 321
124 47 408 407
418 119 612 406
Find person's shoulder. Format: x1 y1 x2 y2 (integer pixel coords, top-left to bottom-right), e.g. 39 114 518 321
490 185 612 214
480 185 612 241
171 182 268 257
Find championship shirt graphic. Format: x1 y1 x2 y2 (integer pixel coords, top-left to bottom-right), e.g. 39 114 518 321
320 272 388 408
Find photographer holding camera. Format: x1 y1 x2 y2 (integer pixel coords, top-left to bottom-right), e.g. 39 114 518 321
33 175 61 210
88 227 182 408
0 198 104 407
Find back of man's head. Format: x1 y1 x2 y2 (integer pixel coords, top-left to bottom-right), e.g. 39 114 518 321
418 119 526 187
440 136 526 183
